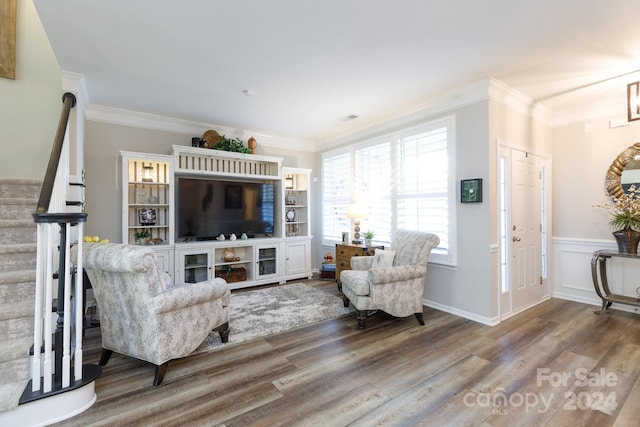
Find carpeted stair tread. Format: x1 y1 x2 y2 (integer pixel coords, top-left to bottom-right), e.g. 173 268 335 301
0 220 36 245
0 269 36 284
0 337 32 364
0 179 42 200
0 340 30 384
0 219 35 228
0 300 33 322
0 243 37 254
0 197 38 204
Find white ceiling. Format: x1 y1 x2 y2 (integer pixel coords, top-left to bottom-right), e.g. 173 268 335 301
33 0 640 143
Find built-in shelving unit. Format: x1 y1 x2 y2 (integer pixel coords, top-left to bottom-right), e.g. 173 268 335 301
122 147 312 289
283 167 311 238
121 151 174 246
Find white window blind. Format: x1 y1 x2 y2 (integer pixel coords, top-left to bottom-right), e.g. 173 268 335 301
322 116 455 265
322 152 351 243
355 142 392 243
397 125 450 258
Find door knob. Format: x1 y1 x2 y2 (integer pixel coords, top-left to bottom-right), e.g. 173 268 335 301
512 236 521 242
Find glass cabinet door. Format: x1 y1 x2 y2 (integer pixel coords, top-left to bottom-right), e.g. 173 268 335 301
182 251 211 283
256 245 279 279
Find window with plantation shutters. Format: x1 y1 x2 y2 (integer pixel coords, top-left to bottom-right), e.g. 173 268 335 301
396 123 452 261
322 151 351 243
321 116 456 265
355 141 393 244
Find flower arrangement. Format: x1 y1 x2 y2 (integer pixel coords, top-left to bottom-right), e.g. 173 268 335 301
596 185 640 231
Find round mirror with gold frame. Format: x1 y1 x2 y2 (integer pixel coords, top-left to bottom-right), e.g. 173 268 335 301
606 142 640 199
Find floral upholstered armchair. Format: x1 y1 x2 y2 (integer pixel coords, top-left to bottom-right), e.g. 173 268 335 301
72 243 230 385
340 230 439 329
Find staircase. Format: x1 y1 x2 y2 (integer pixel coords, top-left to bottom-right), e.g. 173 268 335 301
0 179 40 413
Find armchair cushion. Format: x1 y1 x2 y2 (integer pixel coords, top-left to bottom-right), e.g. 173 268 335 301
350 255 374 271
371 250 395 269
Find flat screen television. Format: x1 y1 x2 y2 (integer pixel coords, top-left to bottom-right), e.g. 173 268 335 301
176 177 275 241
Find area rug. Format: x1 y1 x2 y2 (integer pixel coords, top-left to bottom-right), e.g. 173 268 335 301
193 282 354 354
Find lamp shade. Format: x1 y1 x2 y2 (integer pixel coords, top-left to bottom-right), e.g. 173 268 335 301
346 203 366 219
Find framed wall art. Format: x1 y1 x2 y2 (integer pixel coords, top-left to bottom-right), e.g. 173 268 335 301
461 178 482 203
138 208 157 225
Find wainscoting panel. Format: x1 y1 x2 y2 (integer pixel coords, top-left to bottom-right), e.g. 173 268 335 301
552 237 640 314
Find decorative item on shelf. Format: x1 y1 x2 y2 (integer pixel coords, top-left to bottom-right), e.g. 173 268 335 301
286 208 296 222
285 174 294 189
240 232 248 240
346 203 366 244
248 136 257 154
217 234 225 241
215 135 251 153
135 186 149 204
230 233 237 241
286 223 298 237
191 137 206 148
215 266 247 283
147 195 158 204
286 191 297 205
135 229 150 245
222 248 239 262
141 163 155 182
595 184 640 254
138 208 157 225
362 230 375 246
202 129 222 148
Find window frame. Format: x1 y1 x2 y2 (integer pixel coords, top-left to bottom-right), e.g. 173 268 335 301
321 115 457 266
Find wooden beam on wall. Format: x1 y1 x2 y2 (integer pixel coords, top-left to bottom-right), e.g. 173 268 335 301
0 0 16 80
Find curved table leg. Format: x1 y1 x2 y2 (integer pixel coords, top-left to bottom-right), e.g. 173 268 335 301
591 253 610 315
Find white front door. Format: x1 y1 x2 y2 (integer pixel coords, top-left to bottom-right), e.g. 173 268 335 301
499 145 550 319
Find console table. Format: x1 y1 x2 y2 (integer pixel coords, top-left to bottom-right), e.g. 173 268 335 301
591 250 640 314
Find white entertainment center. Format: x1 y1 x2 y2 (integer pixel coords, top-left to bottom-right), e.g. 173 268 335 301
121 146 313 290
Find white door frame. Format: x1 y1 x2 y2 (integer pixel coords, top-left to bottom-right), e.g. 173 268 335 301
497 139 552 320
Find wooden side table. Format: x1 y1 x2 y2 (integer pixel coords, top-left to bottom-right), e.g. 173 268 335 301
335 243 384 290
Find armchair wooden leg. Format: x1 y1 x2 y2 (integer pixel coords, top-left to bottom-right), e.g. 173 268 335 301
98 349 113 366
343 295 350 308
154 362 169 386
356 310 367 329
415 312 425 325
215 322 230 343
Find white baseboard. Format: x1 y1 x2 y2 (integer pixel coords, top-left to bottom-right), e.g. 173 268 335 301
423 299 500 326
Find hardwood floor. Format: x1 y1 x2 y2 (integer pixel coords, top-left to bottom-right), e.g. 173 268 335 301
53 279 640 426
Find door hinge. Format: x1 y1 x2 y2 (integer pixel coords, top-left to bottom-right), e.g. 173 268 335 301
540 276 543 285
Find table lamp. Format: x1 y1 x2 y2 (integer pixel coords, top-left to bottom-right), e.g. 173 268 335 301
346 203 366 244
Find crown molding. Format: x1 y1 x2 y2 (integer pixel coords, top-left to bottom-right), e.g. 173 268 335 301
324 79 492 148
84 104 317 152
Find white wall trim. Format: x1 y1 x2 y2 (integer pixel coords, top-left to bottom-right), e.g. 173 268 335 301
424 298 500 326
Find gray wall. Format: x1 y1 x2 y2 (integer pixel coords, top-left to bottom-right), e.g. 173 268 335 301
84 120 317 258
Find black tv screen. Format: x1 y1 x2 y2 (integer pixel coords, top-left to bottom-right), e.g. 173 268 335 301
176 177 275 240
